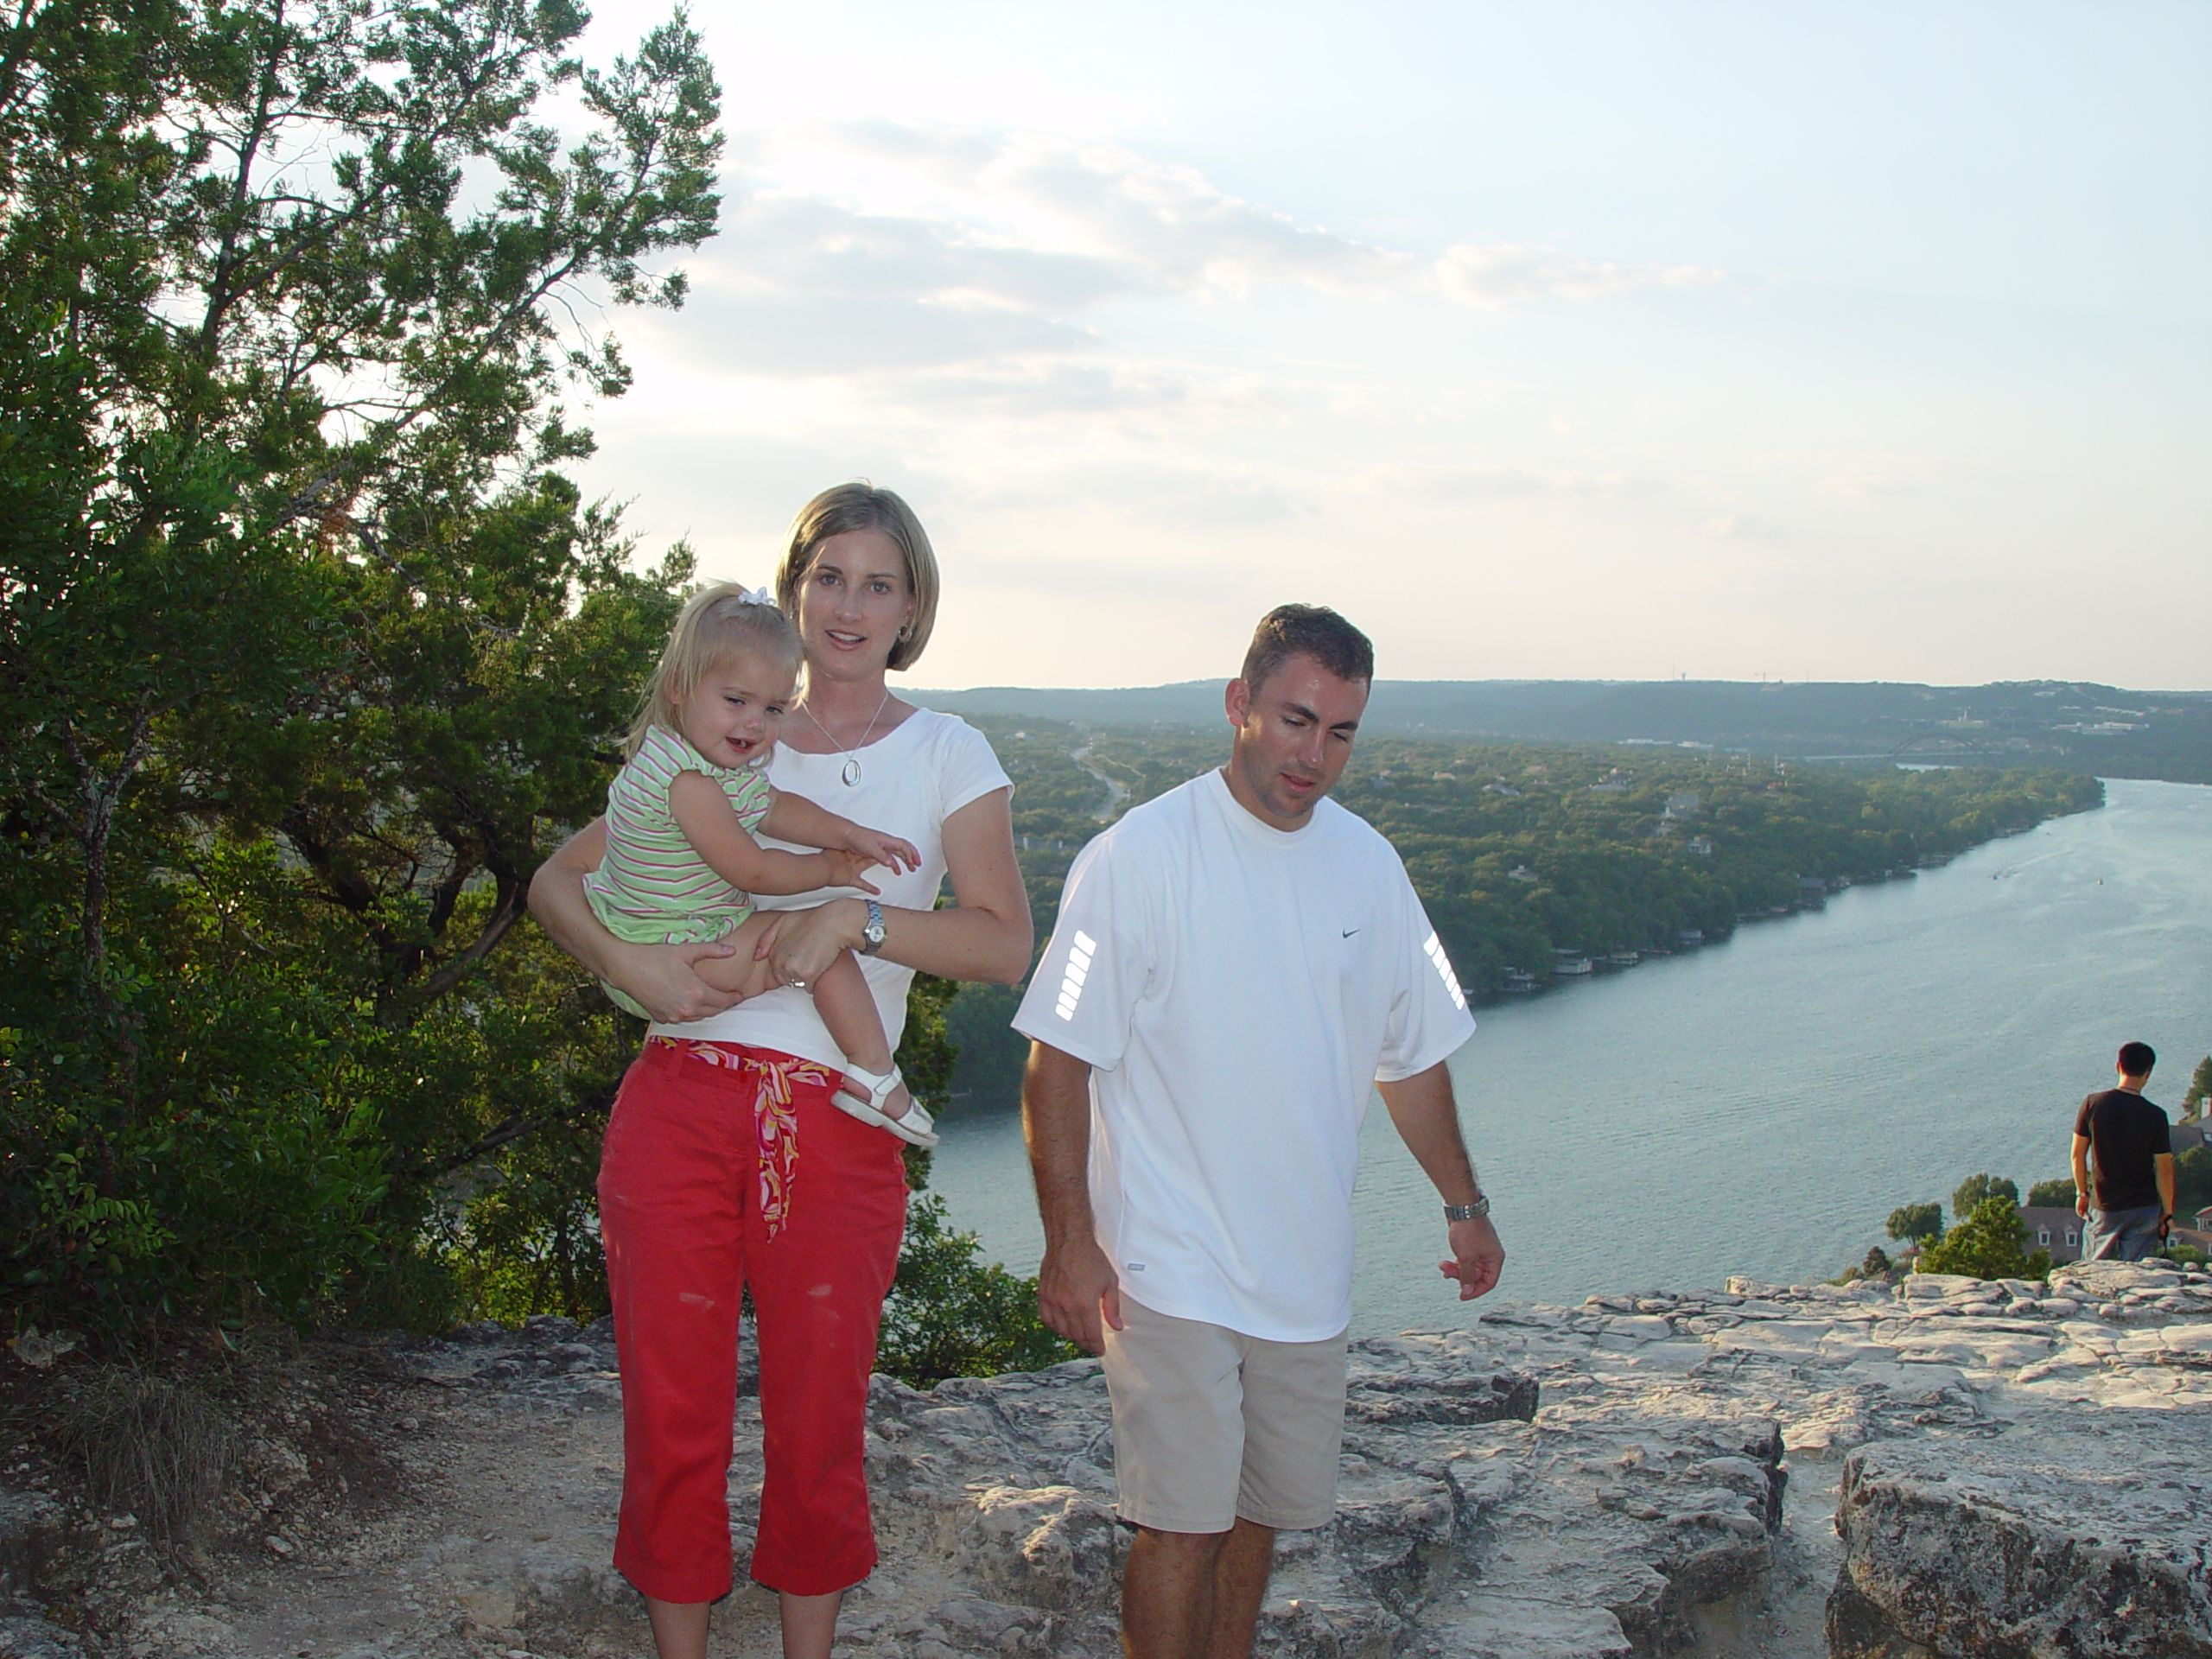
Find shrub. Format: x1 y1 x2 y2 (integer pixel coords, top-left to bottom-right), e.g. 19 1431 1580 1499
1916 1196 2050 1283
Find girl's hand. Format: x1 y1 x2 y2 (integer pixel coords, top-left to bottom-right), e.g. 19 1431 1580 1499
819 849 885 894
845 826 920 874
754 899 865 987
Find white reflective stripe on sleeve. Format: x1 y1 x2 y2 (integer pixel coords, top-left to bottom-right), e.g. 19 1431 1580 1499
1422 931 1467 1011
1055 929 1100 1021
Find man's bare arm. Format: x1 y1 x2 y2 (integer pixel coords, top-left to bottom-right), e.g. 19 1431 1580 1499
2072 1133 2094 1218
1376 1061 1504 1302
2157 1152 2177 1234
1022 1040 1122 1353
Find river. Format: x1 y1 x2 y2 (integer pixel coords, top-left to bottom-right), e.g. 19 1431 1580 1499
924 777 2212 1336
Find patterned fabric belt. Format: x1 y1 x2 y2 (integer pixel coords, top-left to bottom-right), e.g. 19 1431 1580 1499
647 1036 838 1239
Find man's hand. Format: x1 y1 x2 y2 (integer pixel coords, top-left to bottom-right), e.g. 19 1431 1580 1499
1439 1215 1504 1301
2076 1192 2090 1219
1023 1040 1118 1353
1037 1234 1124 1355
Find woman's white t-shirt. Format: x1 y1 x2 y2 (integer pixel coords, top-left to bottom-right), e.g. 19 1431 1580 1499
1013 768 1475 1342
649 708 1011 1069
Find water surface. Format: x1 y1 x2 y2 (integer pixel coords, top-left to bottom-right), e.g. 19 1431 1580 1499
927 779 2211 1335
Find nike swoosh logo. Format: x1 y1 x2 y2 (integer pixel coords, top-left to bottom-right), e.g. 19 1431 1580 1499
1342 928 1360 938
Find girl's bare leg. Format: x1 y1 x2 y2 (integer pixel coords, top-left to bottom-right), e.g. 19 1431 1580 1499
811 951 913 1120
780 1588 842 1659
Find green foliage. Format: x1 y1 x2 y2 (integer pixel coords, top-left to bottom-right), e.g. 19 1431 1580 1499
1885 1202 1942 1245
1916 1197 2050 1283
1951 1173 2019 1221
1862 1245 1892 1278
877 1195 1077 1388
2175 1147 2212 1218
1 0 723 1340
2184 1055 2212 1116
2024 1178 2076 1209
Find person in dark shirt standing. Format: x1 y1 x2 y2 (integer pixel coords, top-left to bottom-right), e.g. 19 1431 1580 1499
2072 1040 2175 1261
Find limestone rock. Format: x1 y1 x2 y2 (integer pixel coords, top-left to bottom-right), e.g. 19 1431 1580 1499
1828 1413 2212 1659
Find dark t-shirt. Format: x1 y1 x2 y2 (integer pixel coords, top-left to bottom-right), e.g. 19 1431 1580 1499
2074 1089 2171 1211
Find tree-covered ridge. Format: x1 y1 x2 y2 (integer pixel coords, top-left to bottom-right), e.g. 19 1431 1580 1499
945 717 2103 1098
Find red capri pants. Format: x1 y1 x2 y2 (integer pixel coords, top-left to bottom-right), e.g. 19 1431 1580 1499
598 1038 908 1602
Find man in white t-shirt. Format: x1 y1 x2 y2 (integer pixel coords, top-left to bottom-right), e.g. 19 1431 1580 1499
1012 604 1505 1659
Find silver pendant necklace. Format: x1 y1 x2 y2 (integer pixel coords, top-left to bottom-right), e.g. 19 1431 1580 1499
801 684 892 786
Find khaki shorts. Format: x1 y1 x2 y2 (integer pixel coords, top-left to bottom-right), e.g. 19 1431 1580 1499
1100 1295 1349 1534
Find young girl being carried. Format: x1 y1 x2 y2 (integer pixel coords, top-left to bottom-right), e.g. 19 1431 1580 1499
583 582 936 1145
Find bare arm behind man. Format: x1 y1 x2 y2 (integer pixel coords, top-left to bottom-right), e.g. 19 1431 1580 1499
1377 1061 1505 1300
1022 1040 1124 1354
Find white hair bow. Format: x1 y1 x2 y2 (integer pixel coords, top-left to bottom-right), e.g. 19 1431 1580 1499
738 584 776 607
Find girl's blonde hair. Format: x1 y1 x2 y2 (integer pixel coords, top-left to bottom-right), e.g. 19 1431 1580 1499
774 483 941 673
625 584 802 760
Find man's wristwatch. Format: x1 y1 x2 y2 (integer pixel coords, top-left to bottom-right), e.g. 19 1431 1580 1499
860 899 887 956
1444 1195 1491 1222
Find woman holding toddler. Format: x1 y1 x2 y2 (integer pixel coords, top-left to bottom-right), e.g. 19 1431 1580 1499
529 483 1032 1659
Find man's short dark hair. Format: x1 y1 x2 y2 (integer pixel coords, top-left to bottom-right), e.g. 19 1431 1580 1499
2118 1040 2156 1077
1240 605 1374 696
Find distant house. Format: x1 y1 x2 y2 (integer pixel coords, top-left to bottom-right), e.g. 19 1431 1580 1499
2172 1211 2212 1255
1506 865 1538 883
1432 771 1457 781
2018 1205 2085 1265
1686 836 1714 856
1484 782 1522 798
2171 1120 2208 1154
1663 791 1700 818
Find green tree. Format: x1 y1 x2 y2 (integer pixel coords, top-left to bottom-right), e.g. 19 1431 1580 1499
1885 1202 1942 1245
1916 1196 2050 1283
1 0 722 1335
2024 1178 2076 1209
1951 1173 2018 1222
2183 1054 2212 1118
2175 1147 2212 1218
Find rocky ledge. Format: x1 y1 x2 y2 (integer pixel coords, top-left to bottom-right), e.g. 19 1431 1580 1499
3 1259 2207 1658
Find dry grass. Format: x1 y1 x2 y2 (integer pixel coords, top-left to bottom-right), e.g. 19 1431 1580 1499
47 1366 237 1548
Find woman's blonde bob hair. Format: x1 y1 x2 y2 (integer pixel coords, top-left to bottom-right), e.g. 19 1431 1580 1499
773 483 940 673
624 583 802 760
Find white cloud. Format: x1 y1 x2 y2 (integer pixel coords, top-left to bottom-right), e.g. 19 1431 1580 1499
822 123 1411 296
1353 462 1668 500
1434 243 1719 308
1695 512 1789 542
654 124 1720 395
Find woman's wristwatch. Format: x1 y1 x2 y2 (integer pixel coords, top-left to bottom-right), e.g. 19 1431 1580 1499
860 898 887 955
1444 1195 1491 1222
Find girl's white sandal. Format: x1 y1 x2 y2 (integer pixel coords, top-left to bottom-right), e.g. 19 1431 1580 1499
835 1065 938 1147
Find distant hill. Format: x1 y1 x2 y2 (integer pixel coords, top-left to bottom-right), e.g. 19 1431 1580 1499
909 678 2212 785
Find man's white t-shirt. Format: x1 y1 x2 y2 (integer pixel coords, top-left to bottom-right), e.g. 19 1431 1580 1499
1012 768 1475 1343
652 709 1010 1069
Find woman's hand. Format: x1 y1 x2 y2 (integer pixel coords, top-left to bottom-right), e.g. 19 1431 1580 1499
530 822 749 1024
614 939 748 1025
753 898 865 988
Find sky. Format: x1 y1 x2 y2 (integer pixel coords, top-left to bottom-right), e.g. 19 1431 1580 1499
565 1 2210 690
